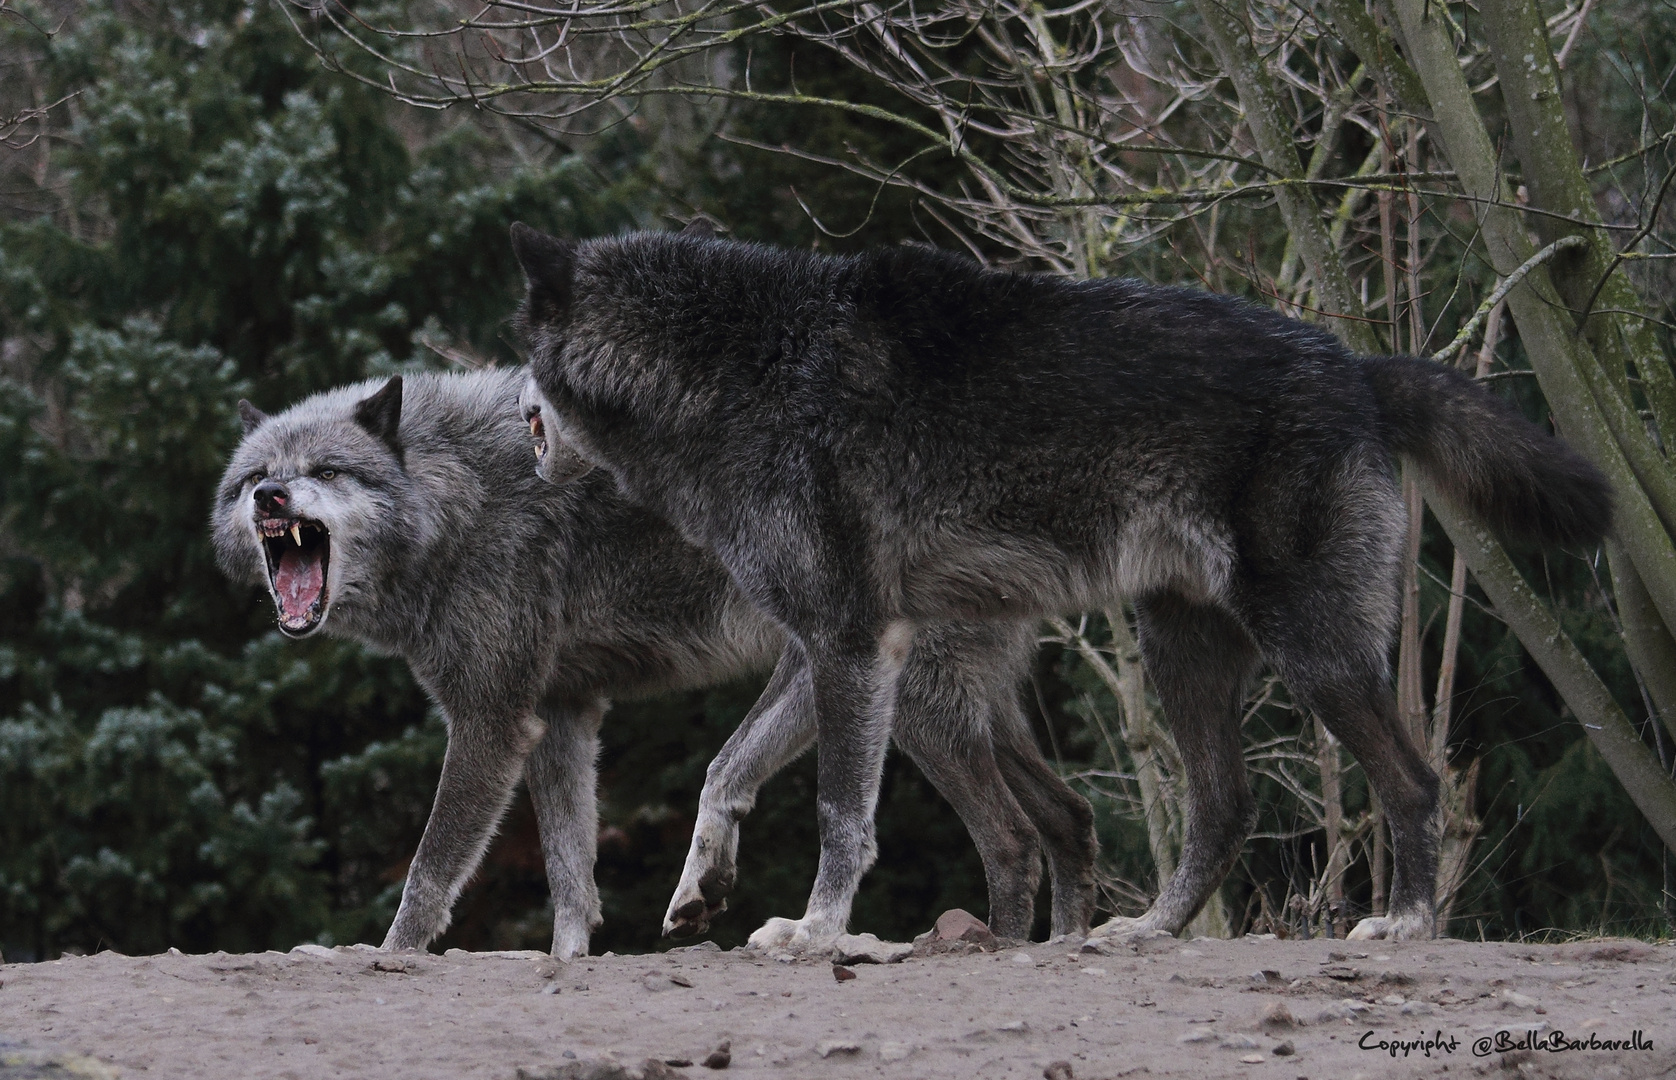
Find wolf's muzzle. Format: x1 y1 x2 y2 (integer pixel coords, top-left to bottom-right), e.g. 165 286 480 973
254 479 291 514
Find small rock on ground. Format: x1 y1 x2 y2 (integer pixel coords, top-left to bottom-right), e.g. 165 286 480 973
832 933 912 965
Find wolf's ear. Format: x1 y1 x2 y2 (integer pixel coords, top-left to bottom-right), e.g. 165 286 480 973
680 214 721 238
354 376 403 455
511 222 575 325
237 400 268 436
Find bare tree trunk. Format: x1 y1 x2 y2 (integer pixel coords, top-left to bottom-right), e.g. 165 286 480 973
1315 717 1348 938
1189 0 1379 354
1384 0 1676 850
1386 0 1676 634
1475 0 1676 449
1426 489 1676 851
1099 613 1181 886
1435 759 1482 927
1429 303 1501 931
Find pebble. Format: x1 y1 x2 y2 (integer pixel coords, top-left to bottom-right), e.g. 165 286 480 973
1220 1035 1261 1050
931 909 996 946
702 1041 731 1069
1258 1001 1296 1029
816 1040 861 1058
832 933 912 965
1315 1001 1355 1023
832 965 857 982
1272 1040 1295 1056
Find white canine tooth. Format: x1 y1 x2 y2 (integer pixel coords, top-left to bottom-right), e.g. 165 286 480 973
290 523 302 546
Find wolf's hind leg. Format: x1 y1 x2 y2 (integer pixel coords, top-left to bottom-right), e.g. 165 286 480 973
382 705 547 952
1093 594 1259 940
1291 672 1438 942
991 707 1097 939
664 644 816 938
526 700 607 959
1249 570 1441 941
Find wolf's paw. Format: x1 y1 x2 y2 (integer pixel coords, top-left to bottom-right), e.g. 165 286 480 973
663 865 734 939
1346 912 1433 941
746 916 841 958
1087 915 1150 941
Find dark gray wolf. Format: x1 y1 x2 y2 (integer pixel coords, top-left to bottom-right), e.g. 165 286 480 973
512 223 1611 950
212 367 1095 957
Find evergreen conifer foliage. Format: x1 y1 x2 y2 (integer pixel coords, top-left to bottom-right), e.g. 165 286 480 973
0 0 643 959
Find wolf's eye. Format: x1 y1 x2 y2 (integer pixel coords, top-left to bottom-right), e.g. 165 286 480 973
317 468 337 480
247 471 265 486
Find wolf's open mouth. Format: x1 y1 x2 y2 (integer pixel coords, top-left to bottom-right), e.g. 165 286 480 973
528 409 548 460
258 516 331 635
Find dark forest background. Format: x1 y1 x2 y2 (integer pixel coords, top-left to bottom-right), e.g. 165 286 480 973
1 0 1670 961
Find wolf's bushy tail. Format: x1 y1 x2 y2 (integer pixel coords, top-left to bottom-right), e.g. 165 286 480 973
1362 355 1612 548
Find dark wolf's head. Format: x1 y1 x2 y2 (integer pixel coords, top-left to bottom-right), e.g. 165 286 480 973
518 373 596 485
212 378 408 637
510 219 728 489
510 222 607 488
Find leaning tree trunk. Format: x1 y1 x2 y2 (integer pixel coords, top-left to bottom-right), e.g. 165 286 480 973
1378 0 1676 847
1203 0 1676 884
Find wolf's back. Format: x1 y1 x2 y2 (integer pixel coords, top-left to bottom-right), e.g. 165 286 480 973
1361 355 1611 548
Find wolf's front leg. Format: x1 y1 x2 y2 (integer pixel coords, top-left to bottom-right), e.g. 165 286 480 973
747 624 910 956
382 707 547 951
665 645 815 938
526 700 607 959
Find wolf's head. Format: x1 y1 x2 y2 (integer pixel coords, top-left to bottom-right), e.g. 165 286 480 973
511 219 723 489
212 377 409 637
518 373 596 485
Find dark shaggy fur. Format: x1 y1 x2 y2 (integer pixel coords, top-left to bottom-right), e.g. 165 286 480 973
212 367 1095 956
515 223 1610 949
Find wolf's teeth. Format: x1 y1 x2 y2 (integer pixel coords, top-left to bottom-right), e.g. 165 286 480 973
290 524 302 545
534 444 545 459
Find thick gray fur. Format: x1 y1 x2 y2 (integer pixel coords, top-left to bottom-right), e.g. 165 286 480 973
211 366 1096 956
513 225 1612 951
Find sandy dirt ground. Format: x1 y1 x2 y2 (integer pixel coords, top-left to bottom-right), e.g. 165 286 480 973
2 933 1673 1079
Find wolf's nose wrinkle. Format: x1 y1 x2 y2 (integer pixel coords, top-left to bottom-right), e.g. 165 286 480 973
254 480 290 512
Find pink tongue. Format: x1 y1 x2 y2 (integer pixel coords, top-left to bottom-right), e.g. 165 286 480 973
274 547 324 621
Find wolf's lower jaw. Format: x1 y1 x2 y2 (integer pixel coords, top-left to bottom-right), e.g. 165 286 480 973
259 515 332 634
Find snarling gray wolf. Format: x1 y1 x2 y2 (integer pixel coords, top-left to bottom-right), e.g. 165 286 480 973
512 222 1611 951
212 367 1096 956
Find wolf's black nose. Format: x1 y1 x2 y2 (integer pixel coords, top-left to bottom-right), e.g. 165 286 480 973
254 480 290 513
